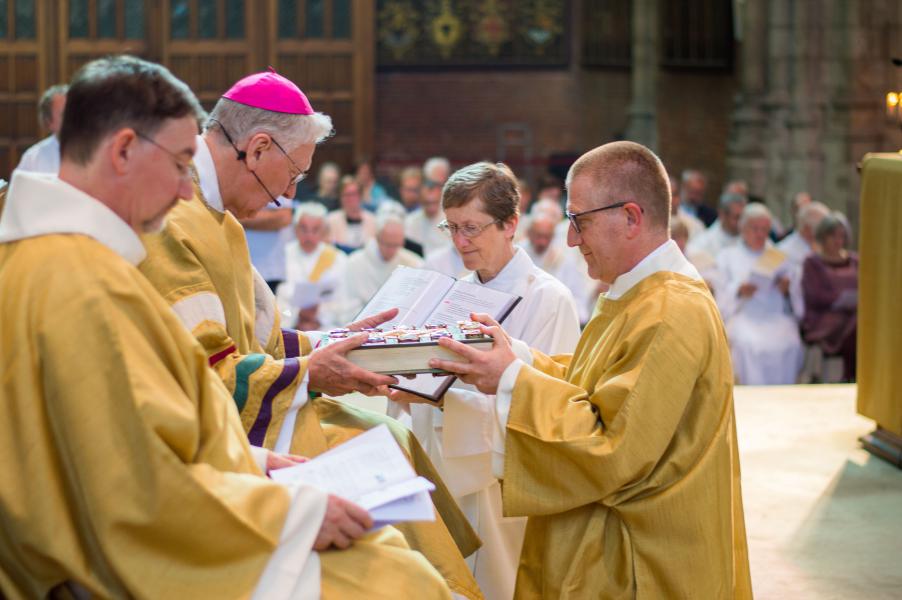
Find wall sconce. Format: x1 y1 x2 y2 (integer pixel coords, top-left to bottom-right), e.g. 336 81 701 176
886 91 901 122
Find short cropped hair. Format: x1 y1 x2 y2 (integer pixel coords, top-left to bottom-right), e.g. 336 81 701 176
718 192 747 211
814 211 851 245
376 200 407 233
739 202 772 230
293 201 327 225
566 141 671 230
205 98 333 152
442 162 520 227
59 55 204 165
423 156 451 181
39 84 68 128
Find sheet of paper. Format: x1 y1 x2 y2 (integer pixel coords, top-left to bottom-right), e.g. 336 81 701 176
270 424 416 502
426 279 517 325
371 490 435 528
356 266 455 328
292 280 333 309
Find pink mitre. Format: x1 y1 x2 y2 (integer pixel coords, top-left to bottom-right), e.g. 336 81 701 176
222 66 314 115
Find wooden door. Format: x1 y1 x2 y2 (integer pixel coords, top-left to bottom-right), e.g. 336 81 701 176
268 0 373 172
161 0 264 110
0 0 373 179
0 0 49 175
57 0 153 80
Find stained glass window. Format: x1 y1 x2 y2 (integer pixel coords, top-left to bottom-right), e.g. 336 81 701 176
15 0 35 39
124 0 145 39
170 0 189 39
225 0 245 38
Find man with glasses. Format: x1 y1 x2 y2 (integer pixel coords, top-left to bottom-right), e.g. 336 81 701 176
406 155 453 256
0 55 451 600
432 142 753 599
138 69 482 600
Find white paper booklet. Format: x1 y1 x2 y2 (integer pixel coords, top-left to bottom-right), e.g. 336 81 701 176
269 424 435 529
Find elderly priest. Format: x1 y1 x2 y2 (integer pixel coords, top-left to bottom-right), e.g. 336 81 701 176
432 141 753 599
137 69 481 598
0 55 450 599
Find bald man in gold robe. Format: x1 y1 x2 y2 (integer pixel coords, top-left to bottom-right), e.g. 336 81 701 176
434 141 753 599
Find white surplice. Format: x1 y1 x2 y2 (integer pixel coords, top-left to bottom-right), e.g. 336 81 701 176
406 207 451 256
395 247 581 600
337 238 423 323
715 242 804 385
15 134 60 175
424 243 469 278
275 240 348 329
687 219 740 259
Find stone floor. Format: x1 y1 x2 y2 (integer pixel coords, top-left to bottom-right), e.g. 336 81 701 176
735 384 902 599
343 384 902 599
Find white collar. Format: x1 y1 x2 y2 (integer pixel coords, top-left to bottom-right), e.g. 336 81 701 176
605 239 702 300
0 171 145 265
468 246 532 290
193 135 224 213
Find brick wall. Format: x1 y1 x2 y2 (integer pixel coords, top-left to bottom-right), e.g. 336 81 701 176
373 66 738 205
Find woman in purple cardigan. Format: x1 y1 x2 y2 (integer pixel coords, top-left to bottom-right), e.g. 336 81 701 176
801 212 859 381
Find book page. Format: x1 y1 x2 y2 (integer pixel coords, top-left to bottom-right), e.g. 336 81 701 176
355 266 455 328
751 247 787 279
270 424 414 499
425 279 518 325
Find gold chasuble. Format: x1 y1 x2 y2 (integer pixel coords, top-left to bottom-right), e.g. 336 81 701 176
0 173 448 599
139 157 481 599
504 272 752 599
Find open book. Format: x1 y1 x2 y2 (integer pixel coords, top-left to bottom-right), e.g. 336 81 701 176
270 424 436 529
353 265 521 401
748 247 788 290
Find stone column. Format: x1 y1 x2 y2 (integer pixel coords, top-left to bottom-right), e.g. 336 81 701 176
821 0 854 216
762 0 793 222
625 0 658 151
727 0 769 198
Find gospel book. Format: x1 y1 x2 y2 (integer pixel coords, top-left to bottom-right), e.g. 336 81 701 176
319 266 521 401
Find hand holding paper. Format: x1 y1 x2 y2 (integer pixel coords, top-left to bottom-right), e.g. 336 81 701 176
270 425 437 530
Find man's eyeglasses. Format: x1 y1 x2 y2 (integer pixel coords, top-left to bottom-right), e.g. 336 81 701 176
208 117 303 207
270 136 307 186
437 219 501 239
423 178 443 190
135 131 191 180
565 201 643 234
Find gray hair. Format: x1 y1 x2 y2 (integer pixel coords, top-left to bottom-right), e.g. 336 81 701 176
681 169 706 184
719 192 747 211
376 199 407 233
39 84 68 127
739 202 772 230
814 211 851 245
798 201 830 231
423 156 451 181
530 197 563 222
293 201 327 225
205 98 333 151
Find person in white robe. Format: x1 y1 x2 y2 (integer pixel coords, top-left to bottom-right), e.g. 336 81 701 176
389 162 581 600
276 202 347 330
778 201 829 270
406 156 452 255
686 191 746 259
424 242 468 278
338 206 423 323
518 203 599 324
15 84 67 175
716 203 804 385
777 201 830 320
326 175 375 251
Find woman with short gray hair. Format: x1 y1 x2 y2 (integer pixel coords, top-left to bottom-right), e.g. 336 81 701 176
801 211 858 380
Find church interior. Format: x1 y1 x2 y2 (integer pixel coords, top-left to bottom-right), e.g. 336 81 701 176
1 1 901 599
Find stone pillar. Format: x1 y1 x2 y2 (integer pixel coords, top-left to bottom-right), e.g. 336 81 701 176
727 0 769 198
821 0 854 217
762 0 793 223
785 0 826 223
625 0 658 151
